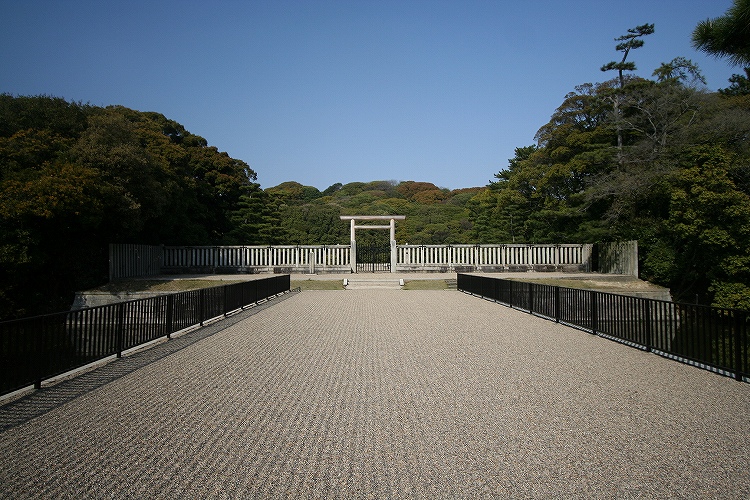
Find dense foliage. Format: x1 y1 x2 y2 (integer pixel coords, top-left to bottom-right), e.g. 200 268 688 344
472 67 750 307
257 180 480 248
692 0 750 67
0 95 257 318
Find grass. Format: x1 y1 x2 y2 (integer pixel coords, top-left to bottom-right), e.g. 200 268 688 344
291 279 345 290
510 277 662 292
402 280 450 290
511 278 605 289
90 279 245 293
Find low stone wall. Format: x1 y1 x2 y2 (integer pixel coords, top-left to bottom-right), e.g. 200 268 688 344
72 291 169 310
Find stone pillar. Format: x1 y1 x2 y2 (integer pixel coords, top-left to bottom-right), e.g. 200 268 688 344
581 243 593 272
390 218 397 273
350 218 357 273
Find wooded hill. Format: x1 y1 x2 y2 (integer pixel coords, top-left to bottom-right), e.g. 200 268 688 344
258 180 482 247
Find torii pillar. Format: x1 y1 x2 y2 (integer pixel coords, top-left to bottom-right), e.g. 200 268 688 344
340 215 405 273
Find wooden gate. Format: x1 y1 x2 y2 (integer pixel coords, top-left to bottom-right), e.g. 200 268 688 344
357 244 391 273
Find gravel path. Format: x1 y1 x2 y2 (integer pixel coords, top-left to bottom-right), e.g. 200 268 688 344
1 289 748 498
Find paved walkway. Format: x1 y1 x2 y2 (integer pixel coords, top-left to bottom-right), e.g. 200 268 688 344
1 289 749 498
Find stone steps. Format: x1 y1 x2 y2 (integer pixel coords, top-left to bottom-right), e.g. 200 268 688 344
344 278 403 290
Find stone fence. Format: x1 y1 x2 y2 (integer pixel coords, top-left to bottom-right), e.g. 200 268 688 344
108 243 609 279
396 244 591 272
109 244 163 280
162 245 351 275
598 240 638 277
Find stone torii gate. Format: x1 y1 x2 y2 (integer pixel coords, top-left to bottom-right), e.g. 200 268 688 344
340 215 405 273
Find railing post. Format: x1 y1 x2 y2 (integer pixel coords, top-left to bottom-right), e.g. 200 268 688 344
528 284 534 314
166 294 174 339
590 290 598 335
34 317 43 390
554 286 560 323
735 311 745 381
199 288 205 326
116 302 125 358
644 300 652 352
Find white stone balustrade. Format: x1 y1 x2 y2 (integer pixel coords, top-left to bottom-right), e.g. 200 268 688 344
144 243 593 276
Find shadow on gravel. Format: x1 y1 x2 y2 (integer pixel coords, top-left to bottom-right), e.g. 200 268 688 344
0 292 298 433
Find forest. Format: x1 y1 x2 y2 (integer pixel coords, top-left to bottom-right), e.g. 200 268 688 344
2 7 750 319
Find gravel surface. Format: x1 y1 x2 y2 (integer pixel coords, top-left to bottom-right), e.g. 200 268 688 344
1 290 748 498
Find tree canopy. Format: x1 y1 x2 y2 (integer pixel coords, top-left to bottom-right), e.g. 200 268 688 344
601 23 655 88
0 95 256 318
477 42 750 307
692 0 750 67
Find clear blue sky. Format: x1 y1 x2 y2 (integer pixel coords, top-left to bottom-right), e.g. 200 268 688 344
0 0 737 190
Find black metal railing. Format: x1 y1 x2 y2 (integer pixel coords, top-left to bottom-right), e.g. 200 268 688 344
0 275 291 396
457 274 749 382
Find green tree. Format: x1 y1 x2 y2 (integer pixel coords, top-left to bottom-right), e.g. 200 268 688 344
321 182 343 196
0 96 258 319
649 146 750 306
469 146 538 243
719 68 750 96
512 84 617 242
226 183 283 244
480 52 750 309
692 0 750 67
601 23 655 156
266 181 321 203
0 162 113 317
278 203 345 245
652 57 706 87
0 93 88 138
601 23 656 88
